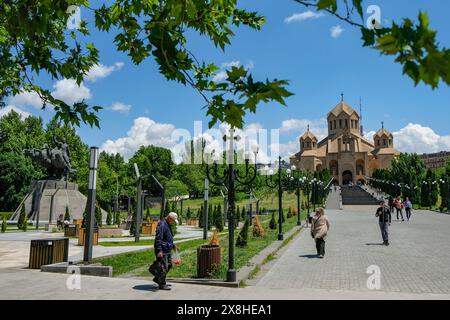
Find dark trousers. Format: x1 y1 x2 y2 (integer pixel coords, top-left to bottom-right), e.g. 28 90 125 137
405 208 412 220
396 208 403 220
379 222 389 242
155 254 172 286
315 238 325 256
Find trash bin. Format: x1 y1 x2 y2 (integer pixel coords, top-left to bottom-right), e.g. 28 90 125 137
77 228 98 246
29 238 69 269
64 224 78 237
197 245 221 278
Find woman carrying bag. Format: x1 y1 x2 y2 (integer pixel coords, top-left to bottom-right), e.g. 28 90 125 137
311 207 330 258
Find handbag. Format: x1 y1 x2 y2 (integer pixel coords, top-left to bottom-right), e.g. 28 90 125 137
148 258 167 276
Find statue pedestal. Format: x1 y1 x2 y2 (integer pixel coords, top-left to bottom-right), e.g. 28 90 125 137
14 180 106 224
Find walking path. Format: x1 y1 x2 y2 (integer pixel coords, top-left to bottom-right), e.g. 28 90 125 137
325 187 341 210
1 206 449 299
253 207 450 295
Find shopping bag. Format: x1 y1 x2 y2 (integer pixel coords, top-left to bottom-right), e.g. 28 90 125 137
172 249 182 266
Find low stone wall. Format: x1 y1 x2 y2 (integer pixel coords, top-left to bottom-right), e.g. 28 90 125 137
98 228 123 238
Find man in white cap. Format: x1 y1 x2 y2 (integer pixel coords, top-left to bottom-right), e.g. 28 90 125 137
153 212 178 290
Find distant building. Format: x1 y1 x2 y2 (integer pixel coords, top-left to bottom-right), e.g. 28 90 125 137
420 151 450 169
289 100 400 185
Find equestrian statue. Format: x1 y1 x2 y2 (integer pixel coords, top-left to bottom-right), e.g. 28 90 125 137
24 136 76 181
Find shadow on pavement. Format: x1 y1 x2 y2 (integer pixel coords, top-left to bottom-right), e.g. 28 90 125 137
133 284 159 292
365 243 385 246
299 254 320 259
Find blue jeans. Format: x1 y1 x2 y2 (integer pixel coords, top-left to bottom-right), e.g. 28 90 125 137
379 222 389 242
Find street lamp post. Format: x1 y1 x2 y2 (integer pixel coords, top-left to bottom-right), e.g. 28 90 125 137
134 163 143 242
312 178 318 211
288 166 306 226
263 156 287 241
203 178 209 240
151 175 165 220
84 147 99 263
206 128 259 283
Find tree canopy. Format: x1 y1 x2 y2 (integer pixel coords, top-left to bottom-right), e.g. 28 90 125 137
0 0 292 128
2 1 448 129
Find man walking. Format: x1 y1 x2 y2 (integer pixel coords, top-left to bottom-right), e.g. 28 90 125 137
376 200 391 246
153 212 178 290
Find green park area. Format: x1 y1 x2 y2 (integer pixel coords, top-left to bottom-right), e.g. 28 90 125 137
95 210 306 280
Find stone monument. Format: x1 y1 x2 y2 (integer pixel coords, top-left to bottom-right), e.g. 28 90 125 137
11 137 106 224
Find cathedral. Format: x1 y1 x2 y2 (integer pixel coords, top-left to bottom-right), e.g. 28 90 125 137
289 100 400 185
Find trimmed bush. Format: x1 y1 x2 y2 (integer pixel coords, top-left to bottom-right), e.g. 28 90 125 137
236 218 249 248
64 205 71 222
106 210 112 225
252 215 265 237
130 210 136 236
1 215 6 233
17 205 26 231
186 207 192 219
287 207 293 218
269 212 277 230
95 205 102 227
214 204 224 232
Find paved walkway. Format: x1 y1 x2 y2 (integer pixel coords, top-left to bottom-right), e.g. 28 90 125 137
0 225 203 269
253 206 450 295
325 187 341 210
0 268 448 300
1 207 449 299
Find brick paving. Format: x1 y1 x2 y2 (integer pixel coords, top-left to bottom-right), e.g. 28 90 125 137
254 206 450 295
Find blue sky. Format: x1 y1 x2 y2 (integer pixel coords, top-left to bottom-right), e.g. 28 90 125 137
3 0 450 161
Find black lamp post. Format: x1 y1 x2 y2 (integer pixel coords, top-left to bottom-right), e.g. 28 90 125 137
311 178 318 211
206 128 259 283
263 156 289 241
288 166 307 226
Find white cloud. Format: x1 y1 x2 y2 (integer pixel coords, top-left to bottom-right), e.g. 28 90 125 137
0 105 31 119
52 79 92 105
393 123 450 154
85 62 124 82
101 119 278 164
109 102 131 114
284 11 325 24
212 60 254 82
280 118 328 140
221 61 240 68
101 117 178 161
212 70 228 82
364 130 376 142
330 25 344 38
9 91 43 109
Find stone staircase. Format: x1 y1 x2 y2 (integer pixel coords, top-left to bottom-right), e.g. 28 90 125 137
341 186 379 205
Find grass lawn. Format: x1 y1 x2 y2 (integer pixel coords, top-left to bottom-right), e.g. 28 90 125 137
99 237 192 247
95 210 307 279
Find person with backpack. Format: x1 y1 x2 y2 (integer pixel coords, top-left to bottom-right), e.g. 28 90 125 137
404 197 413 221
376 200 391 246
310 208 330 258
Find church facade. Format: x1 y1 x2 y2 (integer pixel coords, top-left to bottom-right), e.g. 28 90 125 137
289 100 400 185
